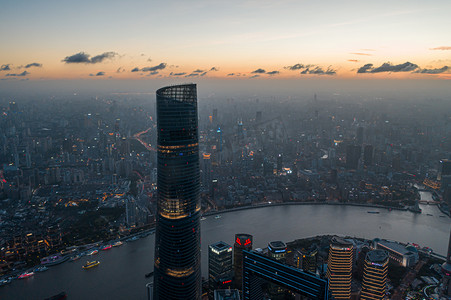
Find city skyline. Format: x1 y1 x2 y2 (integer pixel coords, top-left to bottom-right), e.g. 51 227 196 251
1 0 451 81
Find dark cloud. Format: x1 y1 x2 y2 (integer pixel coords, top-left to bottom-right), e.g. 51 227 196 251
285 63 304 70
300 66 336 75
350 52 372 56
193 69 204 73
1 64 11 71
149 71 158 75
24 63 42 68
251 68 266 74
227 73 235 76
131 67 140 72
141 63 167 72
62 51 117 64
415 66 449 74
200 72 207 76
249 75 260 78
267 71 280 75
90 52 117 63
170 72 187 76
357 63 373 73
96 71 105 76
210 67 219 71
357 62 419 73
185 73 199 77
6 71 29 77
430 46 451 50
116 67 125 73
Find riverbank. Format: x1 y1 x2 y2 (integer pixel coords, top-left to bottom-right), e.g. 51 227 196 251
202 201 411 217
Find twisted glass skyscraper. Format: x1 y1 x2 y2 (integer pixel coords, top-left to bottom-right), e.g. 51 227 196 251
153 84 201 300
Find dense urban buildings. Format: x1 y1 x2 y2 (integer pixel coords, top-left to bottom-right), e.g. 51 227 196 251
153 84 201 299
441 231 451 297
360 250 389 300
326 237 353 299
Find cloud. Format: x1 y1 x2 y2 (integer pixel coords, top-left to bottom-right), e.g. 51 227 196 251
141 63 167 72
193 69 204 73
170 72 187 76
200 72 207 76
285 63 304 70
430 46 451 51
227 73 235 76
1 64 11 71
210 67 219 71
348 59 359 62
300 66 336 75
350 52 372 56
185 73 199 77
249 75 260 78
147 58 152 62
131 67 140 72
96 71 105 76
6 71 29 77
116 67 125 73
24 63 42 68
357 61 419 73
62 51 117 64
251 68 266 74
267 70 280 75
149 71 159 75
357 63 373 73
415 66 449 74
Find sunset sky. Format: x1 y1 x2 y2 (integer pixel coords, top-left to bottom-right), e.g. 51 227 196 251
1 0 451 80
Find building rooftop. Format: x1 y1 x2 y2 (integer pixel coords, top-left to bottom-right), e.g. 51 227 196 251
210 241 232 253
376 239 413 256
268 241 287 251
214 289 240 300
366 250 389 263
331 236 353 248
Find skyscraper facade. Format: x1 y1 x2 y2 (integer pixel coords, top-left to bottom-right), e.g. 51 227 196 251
153 84 201 300
360 250 389 300
208 241 233 298
233 233 253 290
327 237 353 299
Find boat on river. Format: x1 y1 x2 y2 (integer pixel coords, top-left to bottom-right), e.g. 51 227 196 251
82 261 100 269
18 272 34 279
41 254 69 266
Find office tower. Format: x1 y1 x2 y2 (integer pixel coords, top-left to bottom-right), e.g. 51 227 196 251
439 159 451 191
242 250 329 300
234 233 253 290
256 111 262 123
356 127 364 145
346 145 361 170
360 250 389 300
267 241 287 298
441 230 451 297
153 84 201 300
327 237 353 299
209 241 233 299
363 145 373 167
202 153 212 191
276 154 283 173
296 248 318 273
268 241 287 263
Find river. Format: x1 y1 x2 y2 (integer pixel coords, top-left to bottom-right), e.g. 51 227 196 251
1 194 449 299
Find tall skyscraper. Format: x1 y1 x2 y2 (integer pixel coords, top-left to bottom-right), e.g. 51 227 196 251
234 233 253 290
360 250 389 300
327 237 353 299
346 145 361 170
208 241 233 299
153 84 201 299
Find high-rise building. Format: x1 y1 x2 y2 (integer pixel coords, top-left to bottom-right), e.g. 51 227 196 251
363 145 373 167
233 233 253 290
346 145 361 170
441 230 451 297
360 250 389 300
296 248 318 273
202 153 212 191
327 237 353 299
268 241 287 263
209 241 233 298
356 127 364 145
153 84 201 300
